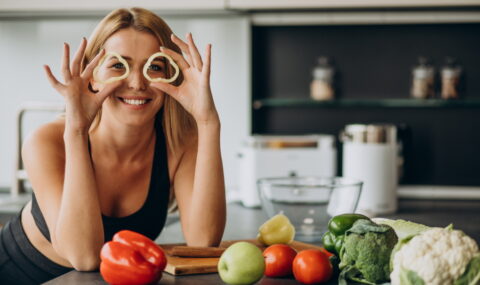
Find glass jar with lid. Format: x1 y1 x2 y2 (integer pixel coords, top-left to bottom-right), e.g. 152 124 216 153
410 57 435 99
310 56 335 101
441 57 462 99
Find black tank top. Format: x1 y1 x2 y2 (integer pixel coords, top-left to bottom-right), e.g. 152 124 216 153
30 117 170 242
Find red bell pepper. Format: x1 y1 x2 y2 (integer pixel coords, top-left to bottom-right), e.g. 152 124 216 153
100 230 167 285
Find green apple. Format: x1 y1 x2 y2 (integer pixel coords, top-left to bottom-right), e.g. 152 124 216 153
217 242 265 285
257 213 295 245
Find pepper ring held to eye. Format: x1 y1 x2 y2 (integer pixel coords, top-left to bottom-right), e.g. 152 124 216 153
93 51 130 84
92 51 180 84
143 52 179 83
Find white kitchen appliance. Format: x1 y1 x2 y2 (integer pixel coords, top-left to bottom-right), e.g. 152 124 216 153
341 124 398 215
237 135 337 207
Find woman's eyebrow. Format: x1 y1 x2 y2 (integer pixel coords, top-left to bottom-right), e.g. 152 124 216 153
108 55 166 64
151 58 165 63
116 55 165 63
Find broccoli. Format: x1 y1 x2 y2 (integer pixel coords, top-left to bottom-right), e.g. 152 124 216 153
339 219 398 285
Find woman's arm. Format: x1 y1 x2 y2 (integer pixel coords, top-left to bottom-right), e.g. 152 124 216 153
25 38 119 270
173 120 226 246
151 34 226 246
23 122 104 271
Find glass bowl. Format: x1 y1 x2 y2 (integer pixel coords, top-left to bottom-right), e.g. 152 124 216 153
257 176 363 242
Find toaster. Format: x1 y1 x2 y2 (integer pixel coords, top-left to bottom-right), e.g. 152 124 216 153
237 135 337 207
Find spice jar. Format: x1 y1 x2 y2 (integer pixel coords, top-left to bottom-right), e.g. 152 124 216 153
410 57 435 99
441 57 462 99
310 56 334 101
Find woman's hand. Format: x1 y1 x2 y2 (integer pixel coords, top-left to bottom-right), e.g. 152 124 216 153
44 38 121 134
150 33 219 126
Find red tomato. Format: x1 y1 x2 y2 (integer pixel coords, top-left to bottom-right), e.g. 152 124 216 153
292 249 333 284
263 244 297 277
319 247 334 258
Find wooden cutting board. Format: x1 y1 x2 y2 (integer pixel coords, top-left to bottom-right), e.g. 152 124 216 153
159 239 325 275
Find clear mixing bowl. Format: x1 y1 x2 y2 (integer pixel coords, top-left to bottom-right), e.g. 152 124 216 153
257 176 363 242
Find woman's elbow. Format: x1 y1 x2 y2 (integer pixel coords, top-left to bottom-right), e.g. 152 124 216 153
71 255 100 272
186 232 223 247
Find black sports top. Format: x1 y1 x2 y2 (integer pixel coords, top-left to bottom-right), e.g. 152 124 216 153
30 117 170 242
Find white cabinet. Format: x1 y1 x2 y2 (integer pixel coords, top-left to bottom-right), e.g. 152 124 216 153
0 0 225 14
227 0 480 10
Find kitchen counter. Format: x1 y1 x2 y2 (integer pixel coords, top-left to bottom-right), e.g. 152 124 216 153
44 199 480 285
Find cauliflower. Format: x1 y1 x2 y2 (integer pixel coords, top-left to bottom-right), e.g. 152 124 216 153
391 227 479 285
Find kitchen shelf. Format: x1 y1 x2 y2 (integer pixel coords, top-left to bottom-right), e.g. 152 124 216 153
253 98 480 109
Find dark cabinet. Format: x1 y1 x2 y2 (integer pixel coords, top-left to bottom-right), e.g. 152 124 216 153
252 20 480 185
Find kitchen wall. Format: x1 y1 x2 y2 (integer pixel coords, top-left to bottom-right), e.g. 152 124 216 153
0 13 250 192
252 21 480 185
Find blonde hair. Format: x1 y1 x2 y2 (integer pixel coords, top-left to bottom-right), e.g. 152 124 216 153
82 7 196 209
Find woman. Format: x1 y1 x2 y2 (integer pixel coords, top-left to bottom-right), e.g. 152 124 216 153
0 7 226 284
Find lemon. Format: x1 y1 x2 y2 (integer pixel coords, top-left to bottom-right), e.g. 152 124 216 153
257 213 295 245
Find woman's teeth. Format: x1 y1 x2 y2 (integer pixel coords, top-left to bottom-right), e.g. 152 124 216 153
121 98 148 105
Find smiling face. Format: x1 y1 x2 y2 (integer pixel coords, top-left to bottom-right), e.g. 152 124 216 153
92 28 167 127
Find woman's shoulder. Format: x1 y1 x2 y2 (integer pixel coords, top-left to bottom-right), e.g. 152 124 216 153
22 117 66 160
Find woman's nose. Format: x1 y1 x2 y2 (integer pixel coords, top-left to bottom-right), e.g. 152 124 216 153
127 68 147 91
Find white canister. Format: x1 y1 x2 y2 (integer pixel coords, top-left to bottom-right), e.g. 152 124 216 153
341 124 398 215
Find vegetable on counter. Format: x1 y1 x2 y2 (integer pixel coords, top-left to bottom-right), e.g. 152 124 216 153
372 217 431 240
338 219 398 285
100 230 167 285
390 227 480 285
293 249 333 284
322 213 370 255
323 214 480 285
263 244 297 278
257 213 296 246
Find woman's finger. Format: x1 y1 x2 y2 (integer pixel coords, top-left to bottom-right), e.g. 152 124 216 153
96 80 121 103
186 33 203 70
71 37 87 76
43 65 65 95
61 43 72 82
171 34 193 66
202 44 211 79
81 48 105 79
160 46 190 71
150 81 178 100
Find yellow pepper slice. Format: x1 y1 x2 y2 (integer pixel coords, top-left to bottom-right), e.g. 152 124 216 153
143 52 179 83
93 51 130 84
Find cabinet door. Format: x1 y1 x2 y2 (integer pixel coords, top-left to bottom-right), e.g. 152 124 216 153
0 0 225 13
227 0 480 9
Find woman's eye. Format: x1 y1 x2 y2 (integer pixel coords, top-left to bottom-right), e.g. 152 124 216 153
149 64 163 72
111 62 125 69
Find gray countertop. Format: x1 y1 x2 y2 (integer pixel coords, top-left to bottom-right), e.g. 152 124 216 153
44 199 480 285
